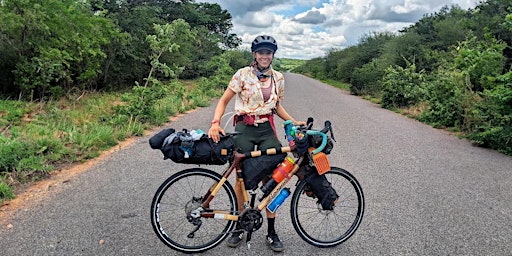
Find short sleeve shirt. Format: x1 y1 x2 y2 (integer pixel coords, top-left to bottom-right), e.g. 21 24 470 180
228 66 285 116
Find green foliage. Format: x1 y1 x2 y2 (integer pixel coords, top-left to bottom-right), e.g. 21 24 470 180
0 179 15 203
319 79 351 91
381 64 426 108
293 57 327 79
0 134 51 178
144 20 196 85
0 100 31 128
274 58 306 72
0 0 121 100
0 0 239 98
0 73 221 201
115 19 198 125
294 1 512 156
116 83 170 124
454 35 507 91
466 73 512 154
203 53 236 80
350 57 389 96
418 69 467 128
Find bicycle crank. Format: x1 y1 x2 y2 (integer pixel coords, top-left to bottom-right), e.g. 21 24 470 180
239 209 263 232
238 209 263 244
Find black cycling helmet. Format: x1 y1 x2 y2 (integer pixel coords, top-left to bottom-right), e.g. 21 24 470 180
251 35 278 53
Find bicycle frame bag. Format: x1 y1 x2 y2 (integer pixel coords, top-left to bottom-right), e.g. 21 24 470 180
242 153 286 190
158 132 234 165
300 165 339 210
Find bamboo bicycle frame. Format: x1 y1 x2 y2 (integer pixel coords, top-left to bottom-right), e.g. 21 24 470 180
199 146 303 221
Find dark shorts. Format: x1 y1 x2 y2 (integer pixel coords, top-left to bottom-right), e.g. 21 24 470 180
234 122 282 152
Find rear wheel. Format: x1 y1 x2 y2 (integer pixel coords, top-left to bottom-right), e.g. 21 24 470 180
150 168 237 253
290 167 364 247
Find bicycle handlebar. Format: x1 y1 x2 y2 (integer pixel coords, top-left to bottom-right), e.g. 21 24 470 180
306 130 328 154
283 118 333 154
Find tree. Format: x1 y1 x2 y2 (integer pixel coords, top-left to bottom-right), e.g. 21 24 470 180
144 19 196 86
0 0 121 100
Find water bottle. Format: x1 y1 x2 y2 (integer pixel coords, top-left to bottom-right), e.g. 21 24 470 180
266 188 291 213
260 157 295 197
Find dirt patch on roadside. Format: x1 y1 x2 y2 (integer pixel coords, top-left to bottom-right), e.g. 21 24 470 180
0 112 192 227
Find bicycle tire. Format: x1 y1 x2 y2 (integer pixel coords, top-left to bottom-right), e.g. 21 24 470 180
150 168 237 253
290 167 364 247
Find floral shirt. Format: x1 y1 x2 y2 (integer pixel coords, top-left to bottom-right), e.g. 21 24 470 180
228 66 285 116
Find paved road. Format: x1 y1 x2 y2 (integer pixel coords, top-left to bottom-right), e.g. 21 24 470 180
1 73 511 255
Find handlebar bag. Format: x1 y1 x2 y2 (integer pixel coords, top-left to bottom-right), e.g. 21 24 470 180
308 133 334 155
159 134 234 165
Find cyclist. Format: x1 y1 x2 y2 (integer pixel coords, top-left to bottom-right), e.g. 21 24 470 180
208 35 305 252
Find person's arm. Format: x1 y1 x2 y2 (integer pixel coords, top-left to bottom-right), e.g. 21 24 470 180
208 88 236 143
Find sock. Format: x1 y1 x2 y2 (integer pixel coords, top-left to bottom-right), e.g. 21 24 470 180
267 217 276 235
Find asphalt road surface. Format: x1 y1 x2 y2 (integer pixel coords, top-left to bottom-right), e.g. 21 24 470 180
1 73 511 255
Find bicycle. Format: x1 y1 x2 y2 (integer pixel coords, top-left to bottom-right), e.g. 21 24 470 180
150 118 365 253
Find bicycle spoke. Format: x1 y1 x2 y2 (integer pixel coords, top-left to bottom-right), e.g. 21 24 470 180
151 169 237 253
291 167 364 247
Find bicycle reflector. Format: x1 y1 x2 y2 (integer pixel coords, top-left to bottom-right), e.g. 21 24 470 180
309 148 330 175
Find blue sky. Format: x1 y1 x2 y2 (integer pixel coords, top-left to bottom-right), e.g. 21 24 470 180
199 0 479 59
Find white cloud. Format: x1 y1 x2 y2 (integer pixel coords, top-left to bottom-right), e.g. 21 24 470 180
199 0 479 59
275 20 304 35
294 10 327 24
237 11 278 28
391 0 426 14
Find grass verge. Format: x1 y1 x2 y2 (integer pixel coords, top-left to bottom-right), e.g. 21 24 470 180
0 79 222 203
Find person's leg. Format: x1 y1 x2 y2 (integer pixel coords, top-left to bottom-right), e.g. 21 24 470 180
255 123 285 252
227 123 255 248
226 180 245 247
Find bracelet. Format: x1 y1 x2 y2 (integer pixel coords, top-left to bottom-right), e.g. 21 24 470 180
211 119 220 125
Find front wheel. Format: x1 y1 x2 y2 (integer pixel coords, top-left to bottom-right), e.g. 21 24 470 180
150 168 237 253
290 167 364 247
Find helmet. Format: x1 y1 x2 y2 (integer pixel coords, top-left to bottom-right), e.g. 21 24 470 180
251 35 278 53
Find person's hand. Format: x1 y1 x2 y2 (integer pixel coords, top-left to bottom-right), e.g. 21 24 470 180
208 123 225 143
293 120 307 127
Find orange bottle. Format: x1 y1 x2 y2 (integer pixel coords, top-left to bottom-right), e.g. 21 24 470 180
260 157 295 197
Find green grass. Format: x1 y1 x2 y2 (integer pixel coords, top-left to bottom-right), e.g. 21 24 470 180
319 78 351 91
0 180 15 204
0 79 223 202
275 58 306 72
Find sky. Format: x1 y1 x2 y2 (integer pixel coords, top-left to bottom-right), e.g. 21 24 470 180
198 0 480 59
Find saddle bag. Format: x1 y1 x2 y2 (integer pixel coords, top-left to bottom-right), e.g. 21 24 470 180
150 128 234 165
149 128 175 149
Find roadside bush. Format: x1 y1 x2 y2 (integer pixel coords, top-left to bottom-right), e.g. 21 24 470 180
419 70 467 128
115 82 170 124
381 64 426 109
350 58 387 96
466 73 512 154
454 36 506 92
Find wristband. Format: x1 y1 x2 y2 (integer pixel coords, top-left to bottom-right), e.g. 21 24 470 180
211 119 220 125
